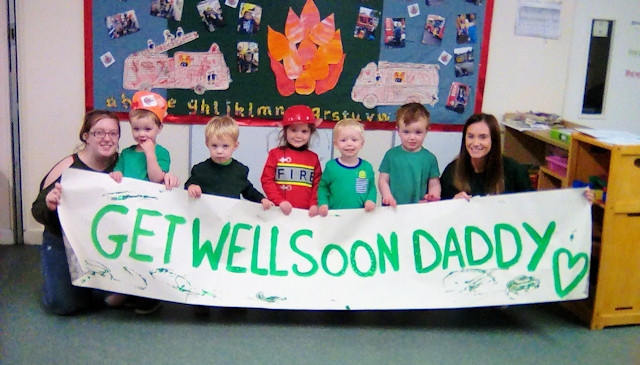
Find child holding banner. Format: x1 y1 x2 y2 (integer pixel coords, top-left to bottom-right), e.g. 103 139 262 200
378 102 441 206
107 91 180 314
260 105 323 216
185 115 273 206
440 113 533 200
185 115 274 316
317 118 377 216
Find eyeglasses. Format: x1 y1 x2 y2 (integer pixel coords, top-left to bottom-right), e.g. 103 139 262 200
90 130 120 139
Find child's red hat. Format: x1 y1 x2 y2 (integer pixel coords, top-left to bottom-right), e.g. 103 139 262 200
131 91 168 123
282 105 321 126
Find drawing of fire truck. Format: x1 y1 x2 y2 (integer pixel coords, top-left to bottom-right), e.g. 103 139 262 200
123 42 231 94
351 61 439 109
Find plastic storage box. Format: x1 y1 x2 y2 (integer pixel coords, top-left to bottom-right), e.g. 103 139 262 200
545 155 568 176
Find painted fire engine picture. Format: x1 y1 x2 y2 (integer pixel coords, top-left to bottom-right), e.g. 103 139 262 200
123 31 231 95
351 61 439 109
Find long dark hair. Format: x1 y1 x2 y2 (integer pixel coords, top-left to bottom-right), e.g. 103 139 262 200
453 113 504 195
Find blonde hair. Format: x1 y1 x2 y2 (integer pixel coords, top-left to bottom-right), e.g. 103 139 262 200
334 118 364 139
129 109 162 127
205 115 239 142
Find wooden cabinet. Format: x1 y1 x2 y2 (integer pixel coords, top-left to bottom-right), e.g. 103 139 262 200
503 124 640 329
502 124 571 190
561 132 640 329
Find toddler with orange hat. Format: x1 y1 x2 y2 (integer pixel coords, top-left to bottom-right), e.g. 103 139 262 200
110 91 180 188
260 105 323 216
106 90 179 314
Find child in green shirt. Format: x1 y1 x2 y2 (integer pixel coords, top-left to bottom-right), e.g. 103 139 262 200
317 118 377 216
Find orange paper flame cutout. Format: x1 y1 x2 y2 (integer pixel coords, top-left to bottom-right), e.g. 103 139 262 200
267 0 345 96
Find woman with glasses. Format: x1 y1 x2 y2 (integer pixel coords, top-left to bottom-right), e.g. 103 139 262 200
31 110 121 315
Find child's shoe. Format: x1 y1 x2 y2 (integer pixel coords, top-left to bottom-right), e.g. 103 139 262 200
134 298 162 315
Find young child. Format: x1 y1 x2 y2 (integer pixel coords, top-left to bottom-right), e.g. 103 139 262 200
185 115 273 207
107 90 180 314
110 91 179 188
317 118 377 216
185 115 273 317
260 105 323 216
378 102 441 206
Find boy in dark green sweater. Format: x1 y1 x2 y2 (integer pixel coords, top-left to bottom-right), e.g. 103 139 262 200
185 115 273 208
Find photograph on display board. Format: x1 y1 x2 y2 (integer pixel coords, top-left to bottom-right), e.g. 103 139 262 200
456 13 477 43
105 10 140 39
421 14 446 45
445 81 471 114
383 17 406 48
454 46 474 77
237 41 259 73
150 0 184 21
198 0 225 32
237 3 262 35
354 7 381 40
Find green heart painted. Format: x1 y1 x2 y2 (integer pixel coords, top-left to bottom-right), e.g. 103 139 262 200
553 248 589 298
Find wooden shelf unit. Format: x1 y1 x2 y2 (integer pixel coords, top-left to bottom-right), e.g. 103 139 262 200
562 132 640 329
502 123 640 329
502 124 571 190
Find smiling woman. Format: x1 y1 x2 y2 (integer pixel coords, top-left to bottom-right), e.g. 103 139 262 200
439 113 533 200
31 110 122 315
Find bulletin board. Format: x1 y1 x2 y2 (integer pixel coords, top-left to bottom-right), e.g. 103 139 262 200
85 0 493 129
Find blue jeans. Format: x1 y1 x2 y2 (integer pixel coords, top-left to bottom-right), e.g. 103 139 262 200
40 231 105 315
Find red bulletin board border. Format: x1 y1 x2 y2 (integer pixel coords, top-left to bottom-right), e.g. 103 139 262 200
84 0 494 133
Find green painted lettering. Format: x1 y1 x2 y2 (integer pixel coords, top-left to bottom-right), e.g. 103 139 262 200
227 223 251 273
91 204 128 259
162 214 186 264
524 221 556 271
192 220 230 270
350 240 376 277
270 226 288 276
465 226 493 266
377 233 399 273
250 225 268 276
413 229 442 274
290 229 318 277
321 244 348 277
494 223 522 269
130 208 161 263
443 228 465 270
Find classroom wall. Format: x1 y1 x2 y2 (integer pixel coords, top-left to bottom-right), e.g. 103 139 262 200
563 0 640 134
0 3 12 244
5 0 636 245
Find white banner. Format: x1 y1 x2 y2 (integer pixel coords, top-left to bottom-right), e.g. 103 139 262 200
58 168 591 310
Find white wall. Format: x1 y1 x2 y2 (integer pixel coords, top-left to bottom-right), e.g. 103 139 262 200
562 0 640 134
482 0 577 116
0 2 13 244
9 0 639 244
